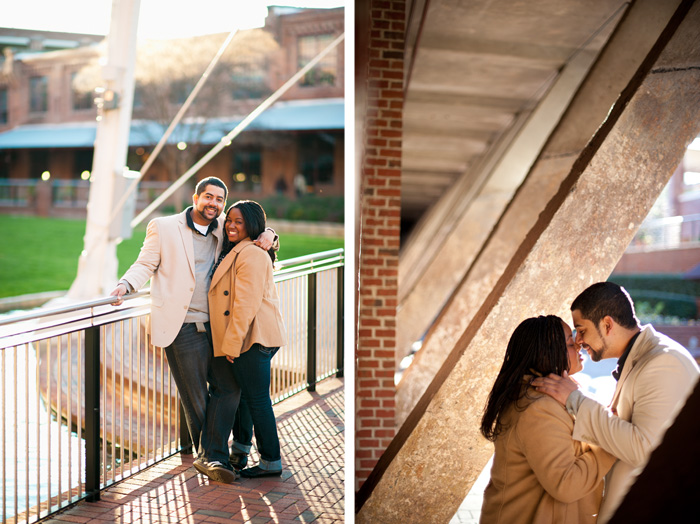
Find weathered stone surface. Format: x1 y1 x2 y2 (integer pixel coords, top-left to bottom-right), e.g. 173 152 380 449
357 2 700 521
400 0 627 222
396 46 604 361
395 0 684 425
396 156 574 422
398 0 626 272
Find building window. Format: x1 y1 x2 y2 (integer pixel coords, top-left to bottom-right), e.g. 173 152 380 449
0 88 7 124
74 149 93 178
0 151 12 178
682 139 700 191
169 79 194 105
232 66 269 100
29 76 48 113
298 133 335 189
231 149 262 193
30 149 50 178
71 73 93 111
298 34 337 87
133 83 144 110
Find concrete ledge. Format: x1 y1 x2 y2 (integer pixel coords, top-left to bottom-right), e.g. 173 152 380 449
267 219 344 238
0 290 66 313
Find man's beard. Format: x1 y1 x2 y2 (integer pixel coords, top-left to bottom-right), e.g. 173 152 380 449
587 330 608 362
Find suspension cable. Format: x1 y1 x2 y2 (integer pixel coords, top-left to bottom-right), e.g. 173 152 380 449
109 28 240 225
130 31 345 229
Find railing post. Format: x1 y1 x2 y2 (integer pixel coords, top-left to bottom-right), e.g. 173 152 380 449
307 273 317 392
84 326 101 502
336 265 344 378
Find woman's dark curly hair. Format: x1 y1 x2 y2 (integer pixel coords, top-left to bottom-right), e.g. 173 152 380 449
213 200 275 276
479 315 569 441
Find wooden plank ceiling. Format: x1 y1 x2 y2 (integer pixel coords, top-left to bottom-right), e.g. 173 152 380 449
401 0 627 227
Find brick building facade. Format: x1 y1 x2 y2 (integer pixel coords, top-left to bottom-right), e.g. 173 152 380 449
0 7 344 216
355 0 405 491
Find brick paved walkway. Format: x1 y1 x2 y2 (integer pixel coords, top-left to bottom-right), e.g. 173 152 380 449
44 378 345 524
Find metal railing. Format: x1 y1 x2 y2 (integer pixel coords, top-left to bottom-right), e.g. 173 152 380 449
627 213 700 252
0 248 343 523
0 179 35 207
0 179 181 215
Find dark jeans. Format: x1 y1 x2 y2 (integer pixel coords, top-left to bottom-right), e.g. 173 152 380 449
198 355 242 464
230 344 281 470
164 322 213 453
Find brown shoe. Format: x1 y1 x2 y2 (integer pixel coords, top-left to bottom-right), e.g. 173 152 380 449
194 458 238 483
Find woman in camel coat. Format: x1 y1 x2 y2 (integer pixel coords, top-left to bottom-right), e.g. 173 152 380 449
479 316 616 524
196 200 287 483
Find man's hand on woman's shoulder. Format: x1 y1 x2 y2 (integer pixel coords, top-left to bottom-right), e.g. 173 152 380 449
532 371 579 406
254 229 276 251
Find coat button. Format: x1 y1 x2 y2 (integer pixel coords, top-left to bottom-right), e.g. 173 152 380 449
224 290 229 296
224 310 230 316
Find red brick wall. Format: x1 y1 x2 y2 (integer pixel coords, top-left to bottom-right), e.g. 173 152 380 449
355 0 405 490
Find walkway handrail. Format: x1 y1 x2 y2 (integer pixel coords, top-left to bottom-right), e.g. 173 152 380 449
275 248 345 281
276 248 344 269
0 248 343 523
0 291 148 328
628 213 700 252
0 249 344 330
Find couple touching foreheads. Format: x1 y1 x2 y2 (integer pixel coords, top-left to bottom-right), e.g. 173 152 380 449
479 282 699 524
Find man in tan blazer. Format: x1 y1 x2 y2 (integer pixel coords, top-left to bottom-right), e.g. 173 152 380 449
110 176 276 455
534 282 699 522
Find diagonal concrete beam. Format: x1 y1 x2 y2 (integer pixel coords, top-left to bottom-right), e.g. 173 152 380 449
396 2 629 307
396 0 684 424
357 1 700 521
395 31 612 362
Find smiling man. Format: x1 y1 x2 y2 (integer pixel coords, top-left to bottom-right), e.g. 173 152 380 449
110 177 276 459
533 282 699 523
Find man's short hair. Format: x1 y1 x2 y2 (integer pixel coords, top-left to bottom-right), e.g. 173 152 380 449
571 281 639 329
195 176 228 200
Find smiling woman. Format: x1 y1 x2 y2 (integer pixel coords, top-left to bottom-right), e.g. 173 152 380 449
196 198 287 482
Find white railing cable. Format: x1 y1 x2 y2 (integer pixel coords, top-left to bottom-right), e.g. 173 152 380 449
109 29 240 226
130 31 345 228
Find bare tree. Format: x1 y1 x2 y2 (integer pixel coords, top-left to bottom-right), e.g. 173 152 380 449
74 29 279 210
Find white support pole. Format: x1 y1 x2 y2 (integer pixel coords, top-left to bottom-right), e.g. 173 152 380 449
67 0 141 300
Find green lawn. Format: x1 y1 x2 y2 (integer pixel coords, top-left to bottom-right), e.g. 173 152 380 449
0 215 343 299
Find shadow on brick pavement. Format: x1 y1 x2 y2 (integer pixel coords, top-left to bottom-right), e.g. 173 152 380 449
44 378 344 524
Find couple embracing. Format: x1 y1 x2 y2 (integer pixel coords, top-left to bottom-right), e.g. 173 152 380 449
479 282 699 524
111 176 286 483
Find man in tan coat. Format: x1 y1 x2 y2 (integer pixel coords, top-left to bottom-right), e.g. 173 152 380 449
110 177 275 456
534 282 699 522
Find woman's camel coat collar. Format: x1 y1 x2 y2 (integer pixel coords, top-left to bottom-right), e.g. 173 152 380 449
210 237 254 288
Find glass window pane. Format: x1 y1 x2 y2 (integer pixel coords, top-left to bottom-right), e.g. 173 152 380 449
297 34 337 87
29 76 48 113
